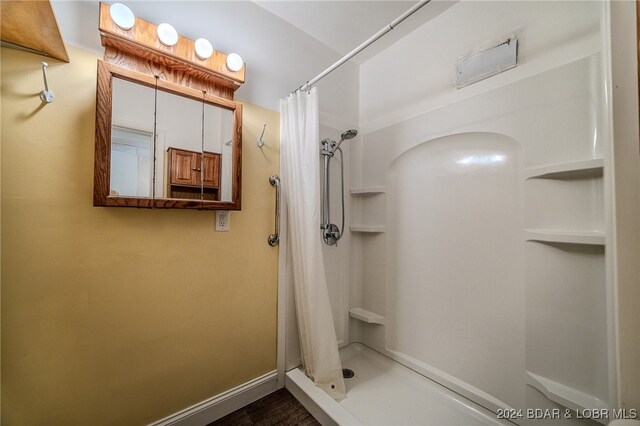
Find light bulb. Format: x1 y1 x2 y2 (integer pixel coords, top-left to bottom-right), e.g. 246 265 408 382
195 38 213 60
109 3 135 31
226 53 243 72
157 23 178 46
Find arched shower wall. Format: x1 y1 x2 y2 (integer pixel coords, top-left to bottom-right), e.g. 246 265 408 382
349 53 614 418
386 132 525 410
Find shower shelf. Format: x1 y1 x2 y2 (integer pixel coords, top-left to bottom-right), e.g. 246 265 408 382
526 371 609 415
525 230 605 245
350 225 386 233
525 158 603 180
350 186 386 195
349 308 385 325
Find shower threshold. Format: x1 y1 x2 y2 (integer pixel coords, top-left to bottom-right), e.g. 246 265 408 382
285 343 509 425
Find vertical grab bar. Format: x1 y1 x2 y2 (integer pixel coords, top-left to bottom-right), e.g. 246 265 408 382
268 175 280 246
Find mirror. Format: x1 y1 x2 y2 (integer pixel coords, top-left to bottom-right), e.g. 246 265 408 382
94 61 242 210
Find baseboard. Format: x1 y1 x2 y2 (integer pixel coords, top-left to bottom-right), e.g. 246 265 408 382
149 370 280 426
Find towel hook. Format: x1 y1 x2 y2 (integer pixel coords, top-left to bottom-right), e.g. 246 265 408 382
257 123 267 148
39 62 54 104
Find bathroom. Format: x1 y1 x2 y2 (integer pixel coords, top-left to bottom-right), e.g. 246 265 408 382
1 1 638 425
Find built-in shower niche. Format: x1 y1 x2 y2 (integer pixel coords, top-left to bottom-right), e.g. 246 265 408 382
350 187 386 233
523 155 609 419
525 159 604 238
348 186 387 331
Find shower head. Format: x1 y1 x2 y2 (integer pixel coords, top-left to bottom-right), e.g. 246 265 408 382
341 129 358 141
332 129 358 152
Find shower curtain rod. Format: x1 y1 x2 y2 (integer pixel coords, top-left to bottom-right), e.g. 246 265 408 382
292 0 431 94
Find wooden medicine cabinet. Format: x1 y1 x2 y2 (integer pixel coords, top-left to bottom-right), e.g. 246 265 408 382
93 2 244 210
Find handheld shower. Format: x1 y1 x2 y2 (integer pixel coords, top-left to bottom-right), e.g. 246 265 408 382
331 129 358 154
321 129 358 246
341 129 358 140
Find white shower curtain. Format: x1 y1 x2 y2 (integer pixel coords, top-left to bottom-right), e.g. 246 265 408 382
280 88 346 400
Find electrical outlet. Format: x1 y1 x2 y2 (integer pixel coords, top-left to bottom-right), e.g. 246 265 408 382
216 211 230 231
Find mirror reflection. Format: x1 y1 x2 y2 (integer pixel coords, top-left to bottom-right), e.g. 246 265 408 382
110 77 234 202
110 126 153 197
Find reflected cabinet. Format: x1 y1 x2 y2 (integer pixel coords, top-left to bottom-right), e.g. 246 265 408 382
167 148 221 200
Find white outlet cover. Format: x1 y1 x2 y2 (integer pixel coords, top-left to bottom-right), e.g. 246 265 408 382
216 211 229 231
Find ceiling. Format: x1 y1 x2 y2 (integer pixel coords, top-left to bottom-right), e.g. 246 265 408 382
51 1 453 111
254 1 414 64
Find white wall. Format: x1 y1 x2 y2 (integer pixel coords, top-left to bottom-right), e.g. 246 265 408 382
316 63 359 131
354 0 623 418
360 1 601 133
608 1 640 410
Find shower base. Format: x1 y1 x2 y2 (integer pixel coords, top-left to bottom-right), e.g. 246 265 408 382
285 343 508 425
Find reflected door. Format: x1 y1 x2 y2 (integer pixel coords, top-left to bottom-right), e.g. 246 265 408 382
169 149 199 186
110 126 153 197
202 152 220 188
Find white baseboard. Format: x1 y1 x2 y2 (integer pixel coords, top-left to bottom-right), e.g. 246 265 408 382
149 370 280 426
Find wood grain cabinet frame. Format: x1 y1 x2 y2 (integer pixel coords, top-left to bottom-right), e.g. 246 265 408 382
93 60 243 210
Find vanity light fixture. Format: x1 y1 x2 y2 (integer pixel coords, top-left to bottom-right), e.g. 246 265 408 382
109 3 135 31
157 23 178 46
226 53 244 72
195 38 213 60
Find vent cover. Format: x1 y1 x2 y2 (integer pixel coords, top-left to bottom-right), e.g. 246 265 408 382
457 36 518 89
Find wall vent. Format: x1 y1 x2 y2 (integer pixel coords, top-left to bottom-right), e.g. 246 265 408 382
457 36 518 89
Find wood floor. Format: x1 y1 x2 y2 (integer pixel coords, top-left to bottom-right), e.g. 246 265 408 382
209 388 320 426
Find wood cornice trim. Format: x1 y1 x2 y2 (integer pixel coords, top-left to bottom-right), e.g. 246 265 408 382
103 60 238 109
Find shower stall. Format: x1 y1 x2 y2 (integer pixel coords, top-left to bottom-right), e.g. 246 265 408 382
281 1 638 425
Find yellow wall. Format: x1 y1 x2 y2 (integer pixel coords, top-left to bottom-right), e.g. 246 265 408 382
1 45 280 425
